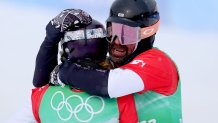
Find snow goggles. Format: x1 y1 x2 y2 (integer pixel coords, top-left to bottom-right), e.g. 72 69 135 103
63 28 106 43
106 20 160 45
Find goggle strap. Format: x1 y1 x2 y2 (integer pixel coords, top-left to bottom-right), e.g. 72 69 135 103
84 28 88 45
140 20 160 39
63 28 106 43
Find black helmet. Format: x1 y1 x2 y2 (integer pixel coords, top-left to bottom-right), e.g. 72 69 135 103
61 19 108 62
106 0 160 28
106 0 160 65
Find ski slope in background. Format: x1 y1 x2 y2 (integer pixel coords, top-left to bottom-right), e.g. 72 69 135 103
0 1 218 123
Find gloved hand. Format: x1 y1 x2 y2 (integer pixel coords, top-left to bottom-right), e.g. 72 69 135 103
58 60 110 97
49 64 65 87
49 59 102 87
33 9 92 87
45 8 92 45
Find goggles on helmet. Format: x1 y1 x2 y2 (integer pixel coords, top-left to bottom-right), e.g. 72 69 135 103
106 20 160 45
63 28 106 43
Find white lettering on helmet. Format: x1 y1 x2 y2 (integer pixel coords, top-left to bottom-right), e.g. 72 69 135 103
118 13 124 17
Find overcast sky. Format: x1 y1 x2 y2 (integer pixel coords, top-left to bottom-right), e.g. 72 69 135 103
2 0 218 31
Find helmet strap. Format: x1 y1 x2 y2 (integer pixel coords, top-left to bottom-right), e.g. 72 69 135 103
83 27 88 46
133 42 138 53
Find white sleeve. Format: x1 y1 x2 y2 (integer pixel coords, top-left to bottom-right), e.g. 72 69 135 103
108 68 144 98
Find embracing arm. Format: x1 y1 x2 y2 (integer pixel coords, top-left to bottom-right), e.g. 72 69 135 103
32 23 60 87
58 61 144 98
58 49 179 98
33 9 92 87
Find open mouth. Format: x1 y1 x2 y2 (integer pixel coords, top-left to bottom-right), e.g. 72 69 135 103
110 47 127 57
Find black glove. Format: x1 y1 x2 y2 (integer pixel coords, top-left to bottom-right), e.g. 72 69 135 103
46 9 92 45
33 9 92 87
58 61 110 97
49 64 65 87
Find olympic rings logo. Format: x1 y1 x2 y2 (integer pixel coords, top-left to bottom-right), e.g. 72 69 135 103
50 91 104 122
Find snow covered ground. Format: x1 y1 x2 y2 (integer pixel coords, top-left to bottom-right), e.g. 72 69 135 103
0 1 218 123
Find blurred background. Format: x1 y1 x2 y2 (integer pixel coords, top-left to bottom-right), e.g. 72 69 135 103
0 0 218 123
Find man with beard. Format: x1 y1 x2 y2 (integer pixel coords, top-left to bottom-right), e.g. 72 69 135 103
55 0 183 122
